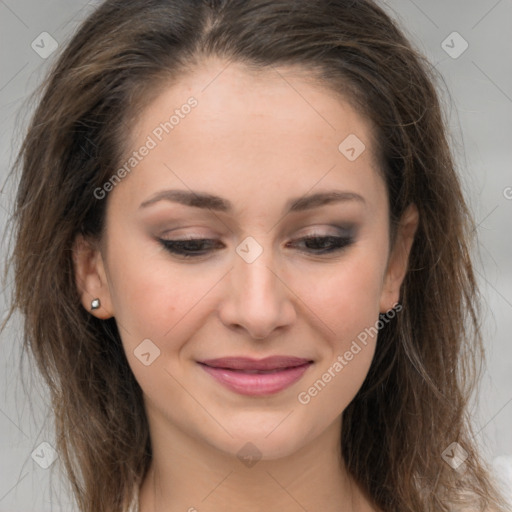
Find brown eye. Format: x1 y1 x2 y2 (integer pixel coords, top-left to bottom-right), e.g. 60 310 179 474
288 235 354 255
159 238 223 258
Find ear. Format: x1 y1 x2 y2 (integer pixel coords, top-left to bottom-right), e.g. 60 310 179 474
72 234 114 319
379 203 419 313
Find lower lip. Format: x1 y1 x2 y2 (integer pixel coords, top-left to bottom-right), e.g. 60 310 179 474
199 362 312 396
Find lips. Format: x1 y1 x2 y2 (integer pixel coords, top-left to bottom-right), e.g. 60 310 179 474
198 356 313 396
200 356 312 372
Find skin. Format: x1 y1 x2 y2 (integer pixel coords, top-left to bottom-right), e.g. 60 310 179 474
74 57 418 512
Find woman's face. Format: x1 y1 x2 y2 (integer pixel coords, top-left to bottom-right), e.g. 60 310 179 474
76 58 417 460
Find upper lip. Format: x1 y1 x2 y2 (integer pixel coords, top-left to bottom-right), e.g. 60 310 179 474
199 356 313 371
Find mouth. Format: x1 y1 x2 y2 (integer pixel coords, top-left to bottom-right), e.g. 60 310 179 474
198 356 314 396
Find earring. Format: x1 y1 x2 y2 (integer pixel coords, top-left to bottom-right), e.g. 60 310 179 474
90 298 101 311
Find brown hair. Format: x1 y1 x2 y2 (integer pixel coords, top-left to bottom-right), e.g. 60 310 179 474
5 0 510 511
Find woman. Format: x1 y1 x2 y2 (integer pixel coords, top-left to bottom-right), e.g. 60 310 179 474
6 0 510 511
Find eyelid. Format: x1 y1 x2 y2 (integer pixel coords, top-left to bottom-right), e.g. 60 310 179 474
158 225 355 242
158 220 357 237
291 223 357 241
157 223 358 260
157 229 222 246
297 224 355 235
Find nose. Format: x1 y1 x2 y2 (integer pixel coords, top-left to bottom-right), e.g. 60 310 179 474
217 244 296 340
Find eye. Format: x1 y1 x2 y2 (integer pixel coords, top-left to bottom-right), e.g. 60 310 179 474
158 237 223 258
287 234 354 255
158 232 355 259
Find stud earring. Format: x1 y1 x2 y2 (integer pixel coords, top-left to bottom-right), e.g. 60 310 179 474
90 298 101 311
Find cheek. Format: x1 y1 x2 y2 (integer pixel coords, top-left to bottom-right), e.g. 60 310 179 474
293 256 384 420
296 341 375 431
292 248 387 344
104 232 201 343
289 244 386 415
110 263 174 330
105 250 209 393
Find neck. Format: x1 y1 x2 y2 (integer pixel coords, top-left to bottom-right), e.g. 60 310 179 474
137 412 375 512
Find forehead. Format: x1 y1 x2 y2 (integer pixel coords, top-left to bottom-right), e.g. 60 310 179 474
138 59 375 148
113 59 385 215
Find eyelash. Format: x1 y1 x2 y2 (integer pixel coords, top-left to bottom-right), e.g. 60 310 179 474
158 234 355 259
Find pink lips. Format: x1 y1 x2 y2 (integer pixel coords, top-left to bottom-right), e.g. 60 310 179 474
198 356 313 396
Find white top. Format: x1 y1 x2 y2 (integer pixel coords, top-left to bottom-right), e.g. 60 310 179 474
127 486 140 512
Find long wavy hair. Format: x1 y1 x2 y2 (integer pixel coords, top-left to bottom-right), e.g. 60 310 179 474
5 0 510 511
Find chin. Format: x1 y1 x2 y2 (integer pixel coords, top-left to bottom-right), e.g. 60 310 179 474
207 417 313 462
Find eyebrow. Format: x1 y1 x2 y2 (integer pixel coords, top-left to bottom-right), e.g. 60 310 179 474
139 189 365 214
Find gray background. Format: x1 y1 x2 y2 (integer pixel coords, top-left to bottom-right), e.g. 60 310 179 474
0 1 511 510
